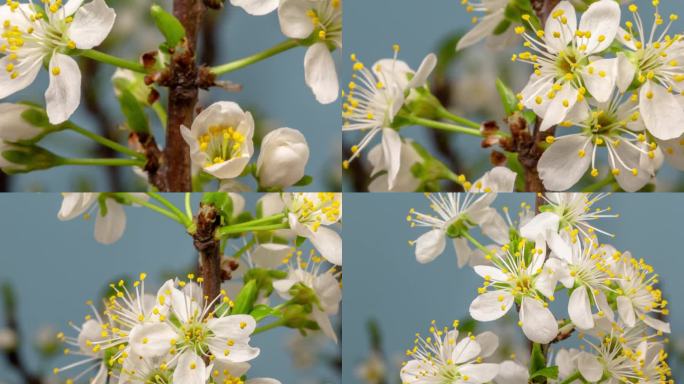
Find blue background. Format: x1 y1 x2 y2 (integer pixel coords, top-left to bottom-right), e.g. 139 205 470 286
5 1 341 192
343 193 684 382
0 193 340 383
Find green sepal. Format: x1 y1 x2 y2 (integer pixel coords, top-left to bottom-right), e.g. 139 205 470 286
232 280 258 315
294 175 313 187
530 366 559 380
529 343 547 376
496 78 519 116
116 86 150 134
250 304 281 322
150 4 186 51
2 145 63 174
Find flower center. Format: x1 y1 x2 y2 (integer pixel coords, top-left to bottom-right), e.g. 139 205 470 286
181 322 210 350
555 47 586 82
199 125 245 166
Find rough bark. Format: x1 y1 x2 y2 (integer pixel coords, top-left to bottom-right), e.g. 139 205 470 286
193 203 222 305
161 0 206 191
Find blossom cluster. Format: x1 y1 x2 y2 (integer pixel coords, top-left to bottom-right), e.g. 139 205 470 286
54 275 272 384
343 0 684 192
52 191 343 383
405 193 672 383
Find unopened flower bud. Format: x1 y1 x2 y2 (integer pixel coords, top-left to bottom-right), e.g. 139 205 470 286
257 128 310 189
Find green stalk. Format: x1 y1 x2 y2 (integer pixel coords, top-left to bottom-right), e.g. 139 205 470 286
404 115 483 137
211 40 300 75
123 194 186 224
185 193 193 220
226 213 287 229
253 319 287 335
436 107 482 129
462 231 491 254
80 49 147 73
66 124 146 160
559 372 582 384
61 158 145 167
583 175 616 192
217 223 289 238
149 192 193 227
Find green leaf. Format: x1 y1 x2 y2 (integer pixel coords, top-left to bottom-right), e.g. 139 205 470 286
529 343 547 375
496 78 519 116
530 366 559 380
250 304 280 322
295 236 306 247
294 175 313 187
150 4 186 50
232 280 258 315
116 87 150 134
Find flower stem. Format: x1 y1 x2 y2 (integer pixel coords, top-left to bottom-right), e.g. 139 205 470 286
61 158 146 167
226 213 287 229
122 194 186 224
149 192 193 227
185 193 193 220
217 223 290 238
404 115 483 137
436 107 481 129
582 175 615 193
211 40 300 76
66 124 146 160
559 372 581 384
80 49 147 73
461 231 490 254
253 319 287 335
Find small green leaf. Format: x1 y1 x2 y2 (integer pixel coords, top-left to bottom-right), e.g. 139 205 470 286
496 78 519 116
295 236 306 247
294 175 313 187
150 4 186 50
529 343 547 375
250 304 280 322
530 366 559 380
116 87 150 134
232 280 258 315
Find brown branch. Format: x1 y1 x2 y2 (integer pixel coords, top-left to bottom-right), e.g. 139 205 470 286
193 203 222 306
158 0 207 191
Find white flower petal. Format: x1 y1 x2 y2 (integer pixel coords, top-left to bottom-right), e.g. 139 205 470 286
456 10 505 51
173 350 208 384
616 52 636 93
67 0 116 49
414 229 446 264
453 237 472 268
0 54 42 99
459 363 500 383
308 226 342 265
58 193 97 220
278 0 313 39
230 0 279 15
94 199 126 244
520 297 558 344
538 136 593 191
252 243 292 269
470 290 512 322
616 295 636 327
642 315 671 333
451 336 482 364
577 352 603 382
473 265 508 283
381 128 402 190
520 212 560 240
578 0 620 53
45 53 82 124
129 323 176 358
494 360 529 384
581 58 617 103
569 287 594 330
544 1 577 53
408 53 437 88
640 81 684 140
540 83 578 131
304 43 338 104
475 331 499 358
